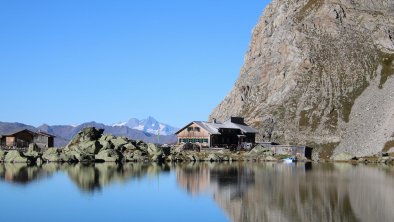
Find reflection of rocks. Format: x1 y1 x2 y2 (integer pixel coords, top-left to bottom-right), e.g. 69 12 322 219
65 163 168 192
176 163 394 222
0 162 169 192
0 163 49 184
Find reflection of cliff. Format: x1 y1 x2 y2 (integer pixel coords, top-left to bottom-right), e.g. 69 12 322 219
176 163 394 222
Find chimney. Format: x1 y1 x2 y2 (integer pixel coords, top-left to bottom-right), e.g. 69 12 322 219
230 117 245 124
212 118 217 124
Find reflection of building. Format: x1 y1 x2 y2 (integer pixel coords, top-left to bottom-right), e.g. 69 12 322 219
0 129 54 148
175 117 258 148
176 164 211 195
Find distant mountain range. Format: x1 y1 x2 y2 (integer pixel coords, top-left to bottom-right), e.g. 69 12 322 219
112 116 179 136
0 117 179 147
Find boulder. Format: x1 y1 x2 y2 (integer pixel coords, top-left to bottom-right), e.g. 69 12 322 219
123 150 145 162
110 137 129 151
100 134 115 142
136 141 148 152
24 143 40 158
175 143 201 153
42 148 66 162
4 150 30 163
75 141 102 155
28 143 40 152
265 156 277 161
67 150 94 162
98 140 114 151
67 127 104 148
95 149 122 162
249 145 271 155
0 150 6 162
205 153 221 162
332 152 355 161
123 143 137 151
147 144 163 161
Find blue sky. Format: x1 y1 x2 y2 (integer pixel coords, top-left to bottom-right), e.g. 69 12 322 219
0 0 270 127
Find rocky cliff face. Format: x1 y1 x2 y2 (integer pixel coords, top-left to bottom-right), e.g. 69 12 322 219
210 0 394 159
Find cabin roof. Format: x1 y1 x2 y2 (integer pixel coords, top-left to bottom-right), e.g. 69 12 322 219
2 129 55 138
175 118 258 135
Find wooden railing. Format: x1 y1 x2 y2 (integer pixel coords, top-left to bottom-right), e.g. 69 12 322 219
0 146 28 153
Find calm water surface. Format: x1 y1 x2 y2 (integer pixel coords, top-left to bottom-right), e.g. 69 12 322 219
1 162 393 222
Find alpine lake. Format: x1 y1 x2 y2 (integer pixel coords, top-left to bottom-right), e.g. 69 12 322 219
1 162 393 222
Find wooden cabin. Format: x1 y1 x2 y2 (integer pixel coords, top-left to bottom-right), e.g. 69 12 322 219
0 129 54 149
175 117 258 148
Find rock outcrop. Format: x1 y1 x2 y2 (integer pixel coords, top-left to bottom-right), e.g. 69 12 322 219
210 0 394 159
4 150 30 163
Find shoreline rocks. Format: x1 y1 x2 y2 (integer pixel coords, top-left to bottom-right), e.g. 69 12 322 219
1 127 394 165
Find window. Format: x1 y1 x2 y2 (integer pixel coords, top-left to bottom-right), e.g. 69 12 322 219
194 127 200 132
179 138 182 143
203 139 208 143
187 127 193 132
196 139 200 143
183 139 188 143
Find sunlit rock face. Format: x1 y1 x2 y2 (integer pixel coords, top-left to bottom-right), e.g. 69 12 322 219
210 0 394 159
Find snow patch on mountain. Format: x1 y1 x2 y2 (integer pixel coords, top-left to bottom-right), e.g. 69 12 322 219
112 116 178 135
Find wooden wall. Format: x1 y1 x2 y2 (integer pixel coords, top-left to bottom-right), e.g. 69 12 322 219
177 123 211 147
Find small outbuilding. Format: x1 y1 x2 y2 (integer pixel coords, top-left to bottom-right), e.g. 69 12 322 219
175 117 258 148
0 129 55 149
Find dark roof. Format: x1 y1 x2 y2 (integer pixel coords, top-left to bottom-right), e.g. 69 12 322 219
2 129 55 138
175 118 258 135
36 131 55 137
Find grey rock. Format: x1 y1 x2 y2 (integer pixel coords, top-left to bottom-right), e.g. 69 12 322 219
249 145 272 155
95 149 121 162
4 150 30 163
98 140 114 151
0 150 6 162
24 143 40 158
265 156 277 161
175 143 201 153
209 0 394 159
332 152 355 161
205 153 221 162
123 150 145 162
42 148 67 162
28 143 40 152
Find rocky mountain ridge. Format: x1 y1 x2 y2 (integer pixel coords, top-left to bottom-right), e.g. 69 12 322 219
210 0 394 159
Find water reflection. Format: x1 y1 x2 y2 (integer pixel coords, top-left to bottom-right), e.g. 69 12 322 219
176 163 394 222
1 162 394 222
0 162 169 192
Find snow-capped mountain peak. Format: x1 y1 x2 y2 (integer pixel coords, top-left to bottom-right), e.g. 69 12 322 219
112 116 178 135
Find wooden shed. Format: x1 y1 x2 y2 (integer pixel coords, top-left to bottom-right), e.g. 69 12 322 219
0 129 54 149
